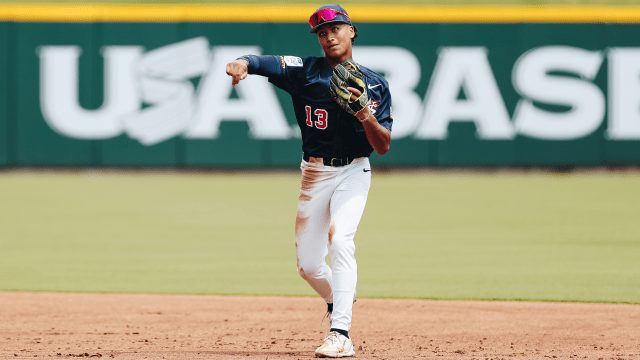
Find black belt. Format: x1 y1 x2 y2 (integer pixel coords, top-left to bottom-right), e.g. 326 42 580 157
303 153 354 167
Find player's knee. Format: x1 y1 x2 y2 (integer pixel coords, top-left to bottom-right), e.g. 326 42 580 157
298 266 309 280
297 265 320 280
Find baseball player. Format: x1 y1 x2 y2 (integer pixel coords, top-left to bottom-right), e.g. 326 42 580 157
226 4 392 357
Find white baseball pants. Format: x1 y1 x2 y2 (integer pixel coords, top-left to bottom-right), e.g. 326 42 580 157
295 156 371 332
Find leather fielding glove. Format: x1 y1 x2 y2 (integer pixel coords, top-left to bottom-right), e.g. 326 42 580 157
330 59 369 117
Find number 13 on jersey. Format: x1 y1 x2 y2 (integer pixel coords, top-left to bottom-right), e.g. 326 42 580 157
305 105 328 130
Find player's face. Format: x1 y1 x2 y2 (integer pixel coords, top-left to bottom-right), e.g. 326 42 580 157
316 23 354 60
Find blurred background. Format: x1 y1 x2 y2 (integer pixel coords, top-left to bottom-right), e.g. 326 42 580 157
0 0 638 304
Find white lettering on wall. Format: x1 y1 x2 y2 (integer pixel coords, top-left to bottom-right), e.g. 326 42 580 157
415 47 515 140
184 46 292 139
39 46 142 139
607 48 640 140
123 37 210 146
512 46 604 140
37 41 640 145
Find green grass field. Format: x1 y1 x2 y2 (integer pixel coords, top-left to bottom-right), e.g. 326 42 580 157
0 170 638 304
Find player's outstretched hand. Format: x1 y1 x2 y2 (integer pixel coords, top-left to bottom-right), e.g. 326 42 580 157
226 60 249 87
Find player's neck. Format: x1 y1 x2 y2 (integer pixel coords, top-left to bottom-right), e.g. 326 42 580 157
325 50 354 69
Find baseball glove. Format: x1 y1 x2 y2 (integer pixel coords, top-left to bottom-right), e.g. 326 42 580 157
330 59 368 117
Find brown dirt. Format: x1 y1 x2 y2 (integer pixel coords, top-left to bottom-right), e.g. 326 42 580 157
1 292 638 360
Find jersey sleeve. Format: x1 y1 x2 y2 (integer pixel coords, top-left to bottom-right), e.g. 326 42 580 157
237 55 305 95
375 81 393 131
238 55 282 77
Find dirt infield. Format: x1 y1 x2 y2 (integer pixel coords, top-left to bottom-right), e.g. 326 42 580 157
1 292 638 359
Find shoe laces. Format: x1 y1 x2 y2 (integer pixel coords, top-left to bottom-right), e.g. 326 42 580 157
319 310 332 331
323 331 342 345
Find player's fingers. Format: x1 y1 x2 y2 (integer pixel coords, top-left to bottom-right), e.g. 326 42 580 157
232 75 241 87
226 63 235 76
346 86 362 97
346 86 362 101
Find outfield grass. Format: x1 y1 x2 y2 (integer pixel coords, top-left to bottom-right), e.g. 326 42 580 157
0 170 638 303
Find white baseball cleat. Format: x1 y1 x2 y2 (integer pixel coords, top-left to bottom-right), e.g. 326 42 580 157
314 331 355 358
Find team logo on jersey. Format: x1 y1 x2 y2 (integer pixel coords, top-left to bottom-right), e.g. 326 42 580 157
283 56 303 67
367 99 380 115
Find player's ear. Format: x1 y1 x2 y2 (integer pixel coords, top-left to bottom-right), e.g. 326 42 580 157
349 26 355 39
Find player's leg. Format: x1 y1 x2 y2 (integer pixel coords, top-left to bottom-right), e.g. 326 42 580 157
295 160 339 303
327 158 371 333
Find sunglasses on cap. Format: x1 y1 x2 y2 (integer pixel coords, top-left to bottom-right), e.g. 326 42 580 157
309 8 351 29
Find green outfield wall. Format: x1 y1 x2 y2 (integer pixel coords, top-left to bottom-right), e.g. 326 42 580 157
2 6 640 167
0 21 7 166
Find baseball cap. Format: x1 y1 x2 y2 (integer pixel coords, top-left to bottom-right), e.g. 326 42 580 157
309 4 352 34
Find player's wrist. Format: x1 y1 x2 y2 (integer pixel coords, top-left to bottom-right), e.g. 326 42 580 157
357 110 371 123
235 59 249 69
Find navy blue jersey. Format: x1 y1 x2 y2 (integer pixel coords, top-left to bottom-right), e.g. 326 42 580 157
241 55 393 158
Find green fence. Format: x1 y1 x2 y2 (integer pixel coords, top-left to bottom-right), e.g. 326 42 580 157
0 22 7 166
2 22 640 167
